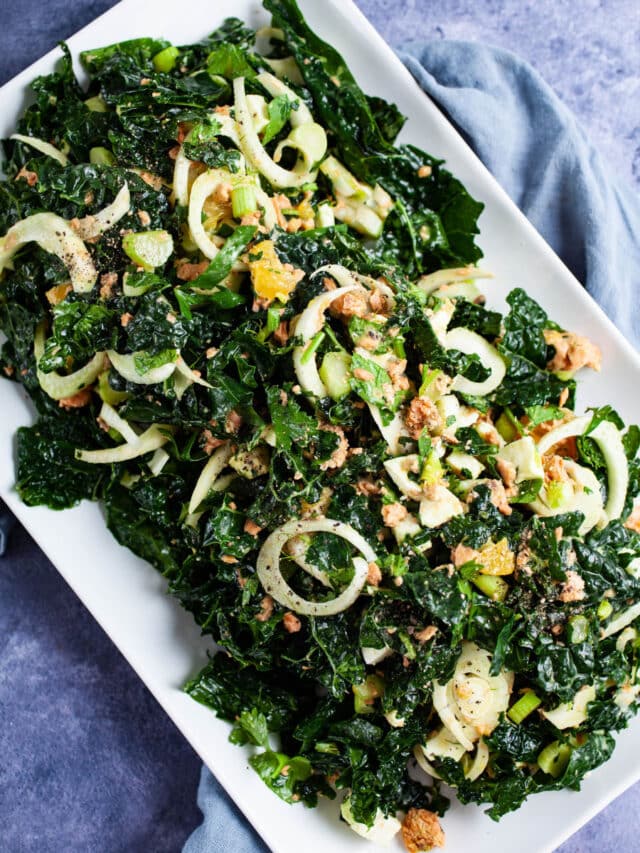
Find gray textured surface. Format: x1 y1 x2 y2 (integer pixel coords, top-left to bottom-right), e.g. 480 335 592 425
356 0 640 191
0 1 639 852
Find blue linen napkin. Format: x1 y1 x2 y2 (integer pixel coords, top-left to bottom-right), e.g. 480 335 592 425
184 39 640 853
0 501 15 556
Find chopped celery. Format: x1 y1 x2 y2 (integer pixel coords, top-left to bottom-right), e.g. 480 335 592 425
537 741 571 778
316 202 335 228
421 451 443 485
496 410 520 442
319 351 352 400
84 95 107 112
152 45 180 73
597 599 613 620
352 675 384 714
546 480 574 509
122 230 174 271
568 614 589 644
507 691 542 724
472 573 509 602
89 146 115 166
231 184 258 219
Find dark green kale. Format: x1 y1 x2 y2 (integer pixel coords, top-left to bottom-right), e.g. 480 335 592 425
264 0 484 274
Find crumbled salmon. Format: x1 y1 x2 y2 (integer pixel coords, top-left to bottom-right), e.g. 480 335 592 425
414 625 437 644
176 258 210 282
120 312 134 327
15 166 38 186
356 477 382 497
367 561 383 586
213 183 232 205
58 388 93 409
282 612 302 633
417 165 432 178
451 543 480 567
329 290 369 320
401 808 445 853
404 397 442 439
272 320 289 346
545 454 569 482
625 501 640 533
369 289 391 315
244 519 262 537
137 209 151 227
225 410 243 434
99 272 118 300
201 429 226 455
544 328 601 373
558 569 586 603
319 424 349 471
255 595 274 622
382 502 408 527
387 358 410 391
516 529 533 575
496 457 517 490
137 171 164 190
487 479 513 516
353 367 375 382
240 210 262 227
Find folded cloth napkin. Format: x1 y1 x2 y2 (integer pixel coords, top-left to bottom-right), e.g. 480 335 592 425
0 501 16 557
184 40 640 853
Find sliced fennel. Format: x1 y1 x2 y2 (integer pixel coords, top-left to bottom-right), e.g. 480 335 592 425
383 455 424 500
542 685 596 730
274 122 328 173
188 443 234 514
535 414 628 523
10 133 69 166
444 326 506 396
432 642 513 750
75 424 172 464
255 72 313 126
98 401 140 445
419 485 465 528
234 77 316 189
416 266 493 294
34 323 106 400
256 518 376 616
601 602 640 639
0 212 97 293
497 436 544 483
292 284 360 397
187 168 276 260
319 156 393 238
107 349 178 385
340 798 401 845
72 182 131 240
528 459 604 534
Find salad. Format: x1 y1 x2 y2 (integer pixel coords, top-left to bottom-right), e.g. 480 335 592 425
2 1 640 849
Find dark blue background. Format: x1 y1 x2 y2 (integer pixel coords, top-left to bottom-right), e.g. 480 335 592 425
1 2 638 851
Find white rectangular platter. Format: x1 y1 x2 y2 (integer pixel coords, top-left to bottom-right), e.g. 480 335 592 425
2 1 640 851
